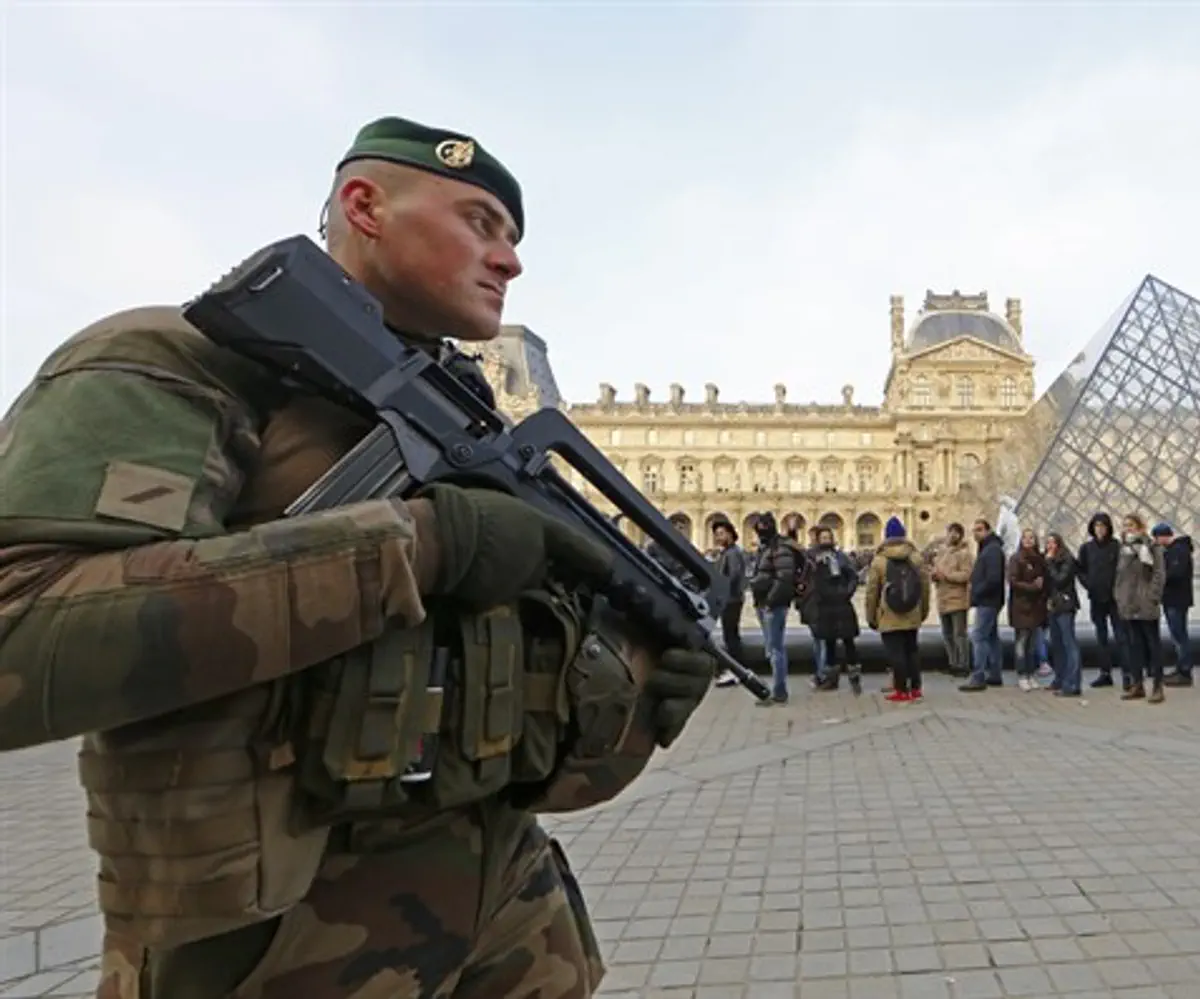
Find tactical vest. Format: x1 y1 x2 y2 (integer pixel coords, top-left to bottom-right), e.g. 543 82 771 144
80 388 640 950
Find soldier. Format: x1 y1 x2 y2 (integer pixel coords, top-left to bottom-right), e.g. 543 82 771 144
0 117 715 999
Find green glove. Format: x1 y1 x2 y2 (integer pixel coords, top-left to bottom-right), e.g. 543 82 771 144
420 483 613 610
643 648 716 748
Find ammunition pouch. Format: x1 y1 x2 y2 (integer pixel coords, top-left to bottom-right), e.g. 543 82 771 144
292 589 582 826
512 607 647 814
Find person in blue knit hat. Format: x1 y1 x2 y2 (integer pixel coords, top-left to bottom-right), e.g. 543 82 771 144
865 516 931 701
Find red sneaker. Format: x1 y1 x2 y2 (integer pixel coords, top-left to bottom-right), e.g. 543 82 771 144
909 689 924 701
885 690 911 703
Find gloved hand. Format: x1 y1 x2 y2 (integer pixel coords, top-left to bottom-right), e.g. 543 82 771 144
419 483 612 609
643 648 716 748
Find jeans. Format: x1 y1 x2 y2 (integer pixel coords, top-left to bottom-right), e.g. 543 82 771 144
811 625 828 680
758 605 790 698
969 606 1003 684
1091 601 1128 680
939 610 969 672
1049 612 1082 693
1013 627 1039 677
1164 606 1193 676
1034 626 1049 665
1126 618 1164 686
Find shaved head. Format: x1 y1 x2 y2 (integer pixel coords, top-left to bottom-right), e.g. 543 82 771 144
323 158 521 342
323 160 421 252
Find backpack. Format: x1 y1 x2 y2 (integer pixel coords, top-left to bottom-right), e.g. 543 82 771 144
884 557 922 614
785 541 815 604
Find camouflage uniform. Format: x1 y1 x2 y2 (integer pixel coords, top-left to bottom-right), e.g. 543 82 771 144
0 119 705 999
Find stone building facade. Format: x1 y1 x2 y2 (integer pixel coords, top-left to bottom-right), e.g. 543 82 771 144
480 290 1037 552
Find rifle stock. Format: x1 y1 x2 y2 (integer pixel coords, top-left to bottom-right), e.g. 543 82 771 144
183 235 770 701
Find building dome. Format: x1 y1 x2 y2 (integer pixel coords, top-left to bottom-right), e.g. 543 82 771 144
908 310 1022 354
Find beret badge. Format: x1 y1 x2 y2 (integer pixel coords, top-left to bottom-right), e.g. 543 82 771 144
435 138 476 169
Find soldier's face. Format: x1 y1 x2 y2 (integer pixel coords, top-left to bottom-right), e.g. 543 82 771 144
340 171 522 341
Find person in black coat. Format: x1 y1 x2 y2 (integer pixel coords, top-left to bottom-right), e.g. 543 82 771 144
809 526 862 692
749 512 800 704
961 518 1007 691
1155 523 1194 686
1044 532 1083 696
711 518 749 687
1077 512 1129 689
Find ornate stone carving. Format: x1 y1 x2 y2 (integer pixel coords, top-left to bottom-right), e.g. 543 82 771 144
599 382 616 407
890 295 905 352
842 384 855 406
1006 297 1023 339
924 289 989 312
774 383 787 406
705 383 719 406
634 383 650 408
669 383 684 408
945 341 988 360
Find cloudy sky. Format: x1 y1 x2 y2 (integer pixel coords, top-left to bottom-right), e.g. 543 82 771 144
4 2 1199 412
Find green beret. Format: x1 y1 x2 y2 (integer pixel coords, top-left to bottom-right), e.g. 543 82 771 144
337 116 524 240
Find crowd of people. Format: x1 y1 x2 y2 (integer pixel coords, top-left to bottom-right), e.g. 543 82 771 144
687 509 1194 706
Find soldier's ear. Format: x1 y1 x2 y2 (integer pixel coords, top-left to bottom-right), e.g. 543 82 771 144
338 177 388 240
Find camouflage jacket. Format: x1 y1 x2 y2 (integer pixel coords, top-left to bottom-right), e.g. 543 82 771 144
0 306 445 748
0 307 662 786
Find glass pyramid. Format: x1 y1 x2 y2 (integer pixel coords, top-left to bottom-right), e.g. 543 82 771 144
1016 275 1200 541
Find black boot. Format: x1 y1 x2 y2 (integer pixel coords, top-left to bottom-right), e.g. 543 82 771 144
1091 671 1114 688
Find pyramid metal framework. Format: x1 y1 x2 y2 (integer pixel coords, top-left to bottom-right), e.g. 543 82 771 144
1017 275 1200 541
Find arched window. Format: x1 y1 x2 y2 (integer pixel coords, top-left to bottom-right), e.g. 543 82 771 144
912 376 932 408
956 377 974 408
1000 376 1018 408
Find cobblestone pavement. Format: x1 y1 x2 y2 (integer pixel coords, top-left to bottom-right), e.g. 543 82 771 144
4 672 1200 997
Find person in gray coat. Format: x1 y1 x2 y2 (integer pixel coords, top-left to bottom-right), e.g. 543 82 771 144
1115 513 1167 702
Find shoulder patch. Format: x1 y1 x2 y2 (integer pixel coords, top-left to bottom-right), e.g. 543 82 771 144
94 461 196 533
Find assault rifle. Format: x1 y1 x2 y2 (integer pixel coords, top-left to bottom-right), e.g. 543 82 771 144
183 235 771 702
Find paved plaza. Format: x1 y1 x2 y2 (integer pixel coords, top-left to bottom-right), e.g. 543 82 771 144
4 674 1200 997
